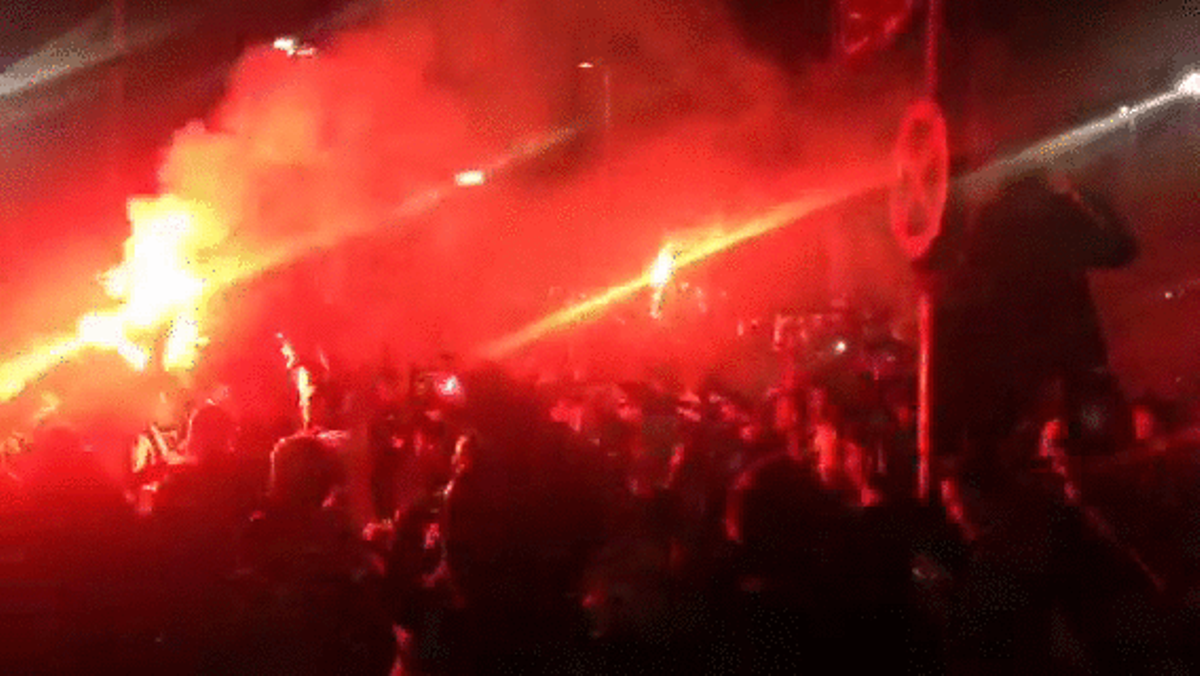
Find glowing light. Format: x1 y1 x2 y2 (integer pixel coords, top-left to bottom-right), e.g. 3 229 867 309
1178 71 1200 98
438 375 461 397
93 195 216 373
0 334 83 402
965 75 1197 193
163 314 206 372
455 170 486 187
578 62 595 69
279 335 299 370
38 392 61 418
0 195 219 400
650 246 675 289
649 246 676 319
296 366 316 429
0 126 583 403
834 339 849 354
78 314 149 371
479 187 876 358
273 36 316 58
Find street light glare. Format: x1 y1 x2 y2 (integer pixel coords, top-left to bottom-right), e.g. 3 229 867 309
1177 71 1200 98
455 170 485 187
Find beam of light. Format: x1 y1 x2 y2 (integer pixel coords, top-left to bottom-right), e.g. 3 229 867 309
962 74 1197 195
0 335 84 403
236 64 1200 366
0 125 581 403
649 245 675 319
478 187 881 359
296 366 316 429
1178 71 1200 98
0 9 198 100
0 59 229 132
478 70 1200 360
650 246 675 289
279 334 299 370
0 10 107 98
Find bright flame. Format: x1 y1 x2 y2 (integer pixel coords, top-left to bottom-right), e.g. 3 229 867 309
7 194 219 388
78 313 150 371
78 194 217 374
650 246 675 289
296 366 316 429
163 313 206 372
279 334 299 370
106 196 212 329
0 126 583 403
649 246 676 319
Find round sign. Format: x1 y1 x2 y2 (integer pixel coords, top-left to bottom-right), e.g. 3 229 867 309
838 0 917 58
890 99 949 262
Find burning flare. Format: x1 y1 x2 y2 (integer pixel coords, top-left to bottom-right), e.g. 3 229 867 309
279 335 317 429
78 194 217 372
0 123 584 403
296 366 317 429
649 245 676 319
0 195 221 403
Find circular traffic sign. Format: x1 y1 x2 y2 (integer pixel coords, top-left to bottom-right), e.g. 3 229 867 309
890 99 949 262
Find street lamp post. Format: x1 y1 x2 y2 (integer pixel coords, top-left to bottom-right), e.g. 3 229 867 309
578 60 612 157
109 0 126 191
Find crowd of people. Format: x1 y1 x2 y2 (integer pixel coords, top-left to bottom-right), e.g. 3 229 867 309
1 336 1199 675
0 170 1196 674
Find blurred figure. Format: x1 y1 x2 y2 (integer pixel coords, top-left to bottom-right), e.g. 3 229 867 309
0 425 142 672
1130 396 1171 454
386 369 605 674
725 450 911 672
147 402 259 671
367 367 409 520
228 434 395 675
937 171 1137 463
153 401 252 521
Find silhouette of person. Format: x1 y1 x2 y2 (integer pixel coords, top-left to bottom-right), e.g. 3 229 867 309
936 170 1137 461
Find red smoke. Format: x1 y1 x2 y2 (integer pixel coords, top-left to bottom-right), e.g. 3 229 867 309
5 0 928 425
158 0 925 393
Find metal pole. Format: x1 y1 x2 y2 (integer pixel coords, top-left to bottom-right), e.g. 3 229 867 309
925 0 941 94
109 0 126 191
602 65 612 150
916 0 942 503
